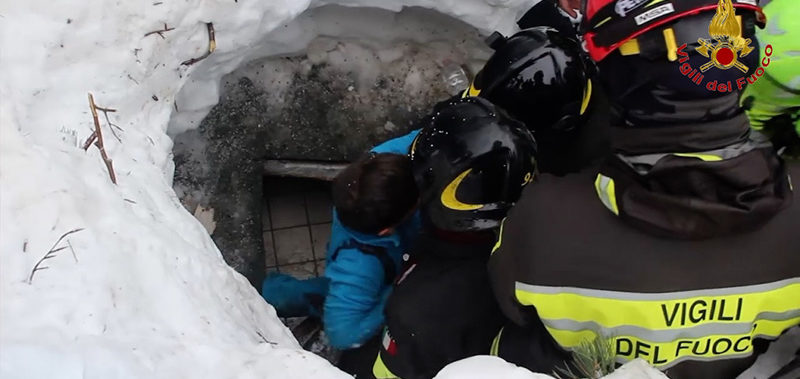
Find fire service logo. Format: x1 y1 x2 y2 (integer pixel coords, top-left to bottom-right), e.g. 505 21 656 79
676 0 772 93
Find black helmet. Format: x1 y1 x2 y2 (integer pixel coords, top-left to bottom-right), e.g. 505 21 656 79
470 26 594 133
410 97 537 232
467 27 595 174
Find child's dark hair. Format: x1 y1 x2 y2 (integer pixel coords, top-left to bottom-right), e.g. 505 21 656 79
333 153 419 234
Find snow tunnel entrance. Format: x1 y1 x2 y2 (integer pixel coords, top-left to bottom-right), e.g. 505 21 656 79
170 4 492 288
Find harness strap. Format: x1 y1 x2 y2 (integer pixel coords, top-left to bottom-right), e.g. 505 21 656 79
331 240 396 285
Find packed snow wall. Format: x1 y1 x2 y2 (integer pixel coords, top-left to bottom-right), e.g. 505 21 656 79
170 5 495 287
0 1 534 378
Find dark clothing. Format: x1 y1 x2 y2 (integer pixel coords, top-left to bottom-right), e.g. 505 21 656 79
375 230 505 379
338 334 383 379
591 11 792 239
494 313 575 375
489 162 800 379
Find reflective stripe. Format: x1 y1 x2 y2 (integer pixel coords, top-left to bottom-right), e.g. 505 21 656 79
373 352 399 379
663 27 678 61
546 318 800 369
516 277 800 300
789 174 794 192
618 139 768 169
464 81 481 98
618 38 640 55
594 174 619 215
543 308 800 343
491 218 506 255
441 169 484 211
410 133 420 156
514 279 800 368
490 327 504 356
673 153 723 161
580 79 593 116
595 16 613 28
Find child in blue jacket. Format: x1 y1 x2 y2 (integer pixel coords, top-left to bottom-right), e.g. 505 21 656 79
262 129 421 349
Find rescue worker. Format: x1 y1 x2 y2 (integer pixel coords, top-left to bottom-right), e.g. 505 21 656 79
466 24 597 175
488 1 800 378
741 0 800 159
371 97 538 379
261 128 422 350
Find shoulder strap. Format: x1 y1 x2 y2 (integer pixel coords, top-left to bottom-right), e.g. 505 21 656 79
332 240 396 285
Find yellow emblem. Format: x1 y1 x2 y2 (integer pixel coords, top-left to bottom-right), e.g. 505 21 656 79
696 0 753 73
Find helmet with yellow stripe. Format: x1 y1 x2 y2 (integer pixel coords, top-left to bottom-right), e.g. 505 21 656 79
410 97 537 231
468 27 594 134
467 26 595 175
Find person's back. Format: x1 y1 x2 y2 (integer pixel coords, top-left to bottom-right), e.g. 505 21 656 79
488 1 800 377
489 161 800 378
324 142 423 350
371 97 539 379
261 129 422 352
375 229 504 379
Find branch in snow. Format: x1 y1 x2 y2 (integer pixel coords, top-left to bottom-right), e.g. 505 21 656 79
256 331 277 345
67 239 78 263
181 22 216 66
28 228 84 284
82 132 97 150
86 93 118 184
82 104 121 148
144 23 175 39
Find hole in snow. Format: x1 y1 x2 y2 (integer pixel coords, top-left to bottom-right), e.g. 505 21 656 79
170 5 491 290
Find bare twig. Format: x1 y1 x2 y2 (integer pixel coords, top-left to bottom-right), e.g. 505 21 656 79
82 132 97 151
95 105 122 144
181 23 215 66
87 93 118 184
28 228 84 284
67 240 78 263
256 331 277 345
144 23 174 39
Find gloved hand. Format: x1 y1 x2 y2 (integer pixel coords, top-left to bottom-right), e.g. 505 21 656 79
261 273 330 318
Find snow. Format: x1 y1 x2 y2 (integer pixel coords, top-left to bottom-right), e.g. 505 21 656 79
434 356 555 379
3 0 788 377
0 0 536 378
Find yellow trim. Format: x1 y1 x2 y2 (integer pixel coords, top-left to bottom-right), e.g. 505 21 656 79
618 39 641 56
673 153 723 162
490 327 505 356
515 283 800 335
373 352 399 379
663 28 678 61
545 319 800 367
491 218 506 255
595 16 613 28
646 0 665 6
515 282 800 367
580 79 593 115
594 174 619 216
441 168 484 211
464 81 481 98
410 134 420 156
607 178 619 215
789 174 793 192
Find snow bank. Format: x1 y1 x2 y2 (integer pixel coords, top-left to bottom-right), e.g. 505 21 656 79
434 356 671 379
434 356 555 379
0 0 534 377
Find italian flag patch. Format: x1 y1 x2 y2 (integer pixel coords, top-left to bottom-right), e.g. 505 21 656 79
382 329 397 355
